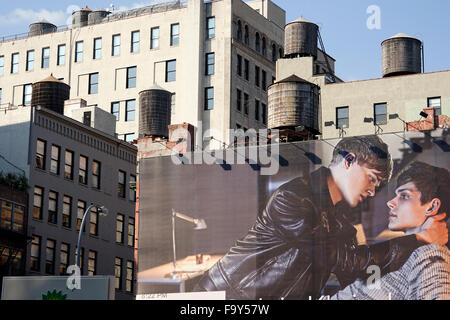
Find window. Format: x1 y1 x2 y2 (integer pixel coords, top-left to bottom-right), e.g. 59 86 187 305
126 66 137 88
33 186 44 220
90 207 98 236
77 247 85 275
237 21 242 41
262 37 267 57
93 38 102 59
118 171 126 198
0 201 12 230
205 53 214 75
124 133 135 143
166 60 176 82
244 93 249 115
272 44 277 62
131 31 140 53
89 73 98 94
112 34 121 56
77 200 86 232
126 261 134 292
236 89 242 112
207 17 215 39
57 44 66 66
26 50 35 71
237 54 242 76
428 97 441 116
50 145 60 175
0 56 4 75
255 100 260 121
79 155 88 185
60 243 70 275
83 111 91 126
11 53 19 73
92 160 101 189
125 100 136 121
115 257 123 290
62 195 72 229
64 150 74 180
374 103 387 125
0 88 2 106
205 87 214 110
255 66 260 87
336 106 349 129
279 48 283 59
48 191 58 224
151 27 159 49
244 59 249 81
36 139 46 170
12 204 24 233
23 84 32 105
170 23 179 46
75 41 83 62
88 250 97 276
111 102 120 121
262 70 267 91
42 47 50 68
262 103 267 125
30 235 41 271
116 213 124 243
129 175 136 202
255 33 260 52
45 239 56 274
244 25 249 45
128 217 135 247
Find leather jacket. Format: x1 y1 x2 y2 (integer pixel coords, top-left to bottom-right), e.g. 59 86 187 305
195 167 421 300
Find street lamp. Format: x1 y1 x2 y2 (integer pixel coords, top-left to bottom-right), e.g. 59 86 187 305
171 209 207 279
76 204 108 268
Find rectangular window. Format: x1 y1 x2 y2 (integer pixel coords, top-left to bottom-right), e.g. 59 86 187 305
48 191 58 224
45 239 56 274
13 204 24 233
64 150 74 180
0 56 4 75
207 17 215 39
129 175 136 202
111 102 120 121
131 31 140 53
124 133 135 143
89 73 98 94
128 217 135 247
126 66 137 88
50 145 60 175
88 250 97 276
42 47 50 68
205 53 215 76
83 111 91 127
126 260 134 293
11 53 19 74
26 50 35 71
237 54 242 76
112 34 121 56
166 60 176 82
374 103 387 125
336 106 349 129
244 59 249 81
23 83 32 105
57 44 66 66
90 207 98 236
93 38 102 59
255 100 260 121
116 213 124 244
1 201 12 230
255 66 260 87
236 89 242 112
33 186 43 220
244 93 249 115
62 195 72 229
77 200 86 232
77 247 85 275
30 235 41 271
75 41 83 62
262 70 267 91
428 97 441 116
92 160 101 189
205 87 214 110
79 155 88 185
0 88 2 106
262 103 267 125
115 257 123 290
151 27 159 49
60 243 70 275
125 100 136 121
118 171 126 198
170 23 179 46
36 139 46 170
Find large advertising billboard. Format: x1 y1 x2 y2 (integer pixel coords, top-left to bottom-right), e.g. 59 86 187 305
138 129 449 300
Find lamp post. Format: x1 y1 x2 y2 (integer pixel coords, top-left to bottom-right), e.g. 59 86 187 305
171 209 207 278
76 204 108 268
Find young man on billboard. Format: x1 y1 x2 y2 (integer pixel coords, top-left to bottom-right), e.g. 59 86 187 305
194 136 448 299
332 162 450 300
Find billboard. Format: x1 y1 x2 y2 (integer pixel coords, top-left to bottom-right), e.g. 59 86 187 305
138 129 450 300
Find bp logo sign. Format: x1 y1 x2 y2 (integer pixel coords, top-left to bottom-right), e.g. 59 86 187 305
42 290 68 300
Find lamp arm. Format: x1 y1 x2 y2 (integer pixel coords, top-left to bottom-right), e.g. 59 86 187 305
76 203 96 268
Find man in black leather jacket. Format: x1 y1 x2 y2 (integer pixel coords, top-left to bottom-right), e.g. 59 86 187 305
194 136 448 299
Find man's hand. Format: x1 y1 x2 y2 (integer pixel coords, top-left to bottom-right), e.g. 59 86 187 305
416 213 448 245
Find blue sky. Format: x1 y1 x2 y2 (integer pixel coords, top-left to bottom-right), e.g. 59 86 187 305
0 0 448 81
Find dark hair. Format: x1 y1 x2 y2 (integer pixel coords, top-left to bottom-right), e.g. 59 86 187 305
396 161 450 219
330 136 393 183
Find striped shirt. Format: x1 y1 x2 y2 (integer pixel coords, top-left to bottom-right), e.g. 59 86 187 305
331 244 450 300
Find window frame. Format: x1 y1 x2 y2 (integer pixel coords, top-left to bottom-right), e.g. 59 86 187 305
236 89 242 112
23 83 32 105
92 160 101 190
112 34 121 56
88 250 97 276
26 50 35 71
131 31 140 53
64 150 74 180
116 213 124 244
33 186 43 220
11 53 19 74
75 41 83 62
204 87 214 111
50 144 61 175
62 195 72 229
93 37 102 60
60 242 70 275
150 27 160 49
111 102 120 121
48 190 58 224
118 170 126 198
206 17 215 39
0 56 4 75
79 155 88 185
57 44 66 66
41 47 50 68
115 257 123 290
128 217 135 247
30 235 41 271
125 100 136 122
428 96 441 116
374 103 387 126
205 52 215 76
126 66 137 89
126 260 134 293
165 60 176 82
170 23 180 46
36 139 46 170
88 73 99 94
336 106 349 129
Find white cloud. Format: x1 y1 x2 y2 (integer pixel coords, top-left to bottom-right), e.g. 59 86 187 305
0 8 67 27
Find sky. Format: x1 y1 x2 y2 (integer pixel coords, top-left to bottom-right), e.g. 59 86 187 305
0 0 448 81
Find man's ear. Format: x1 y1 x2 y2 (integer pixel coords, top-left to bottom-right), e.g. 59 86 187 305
344 153 356 169
425 198 441 217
